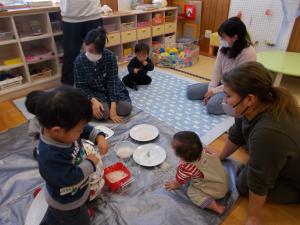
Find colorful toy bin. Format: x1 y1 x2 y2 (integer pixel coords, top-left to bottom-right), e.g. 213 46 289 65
151 43 199 68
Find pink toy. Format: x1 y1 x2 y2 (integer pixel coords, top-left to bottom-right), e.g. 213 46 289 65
152 13 163 25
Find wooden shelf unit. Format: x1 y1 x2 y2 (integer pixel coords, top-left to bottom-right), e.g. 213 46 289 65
0 9 60 101
103 7 177 64
0 7 177 101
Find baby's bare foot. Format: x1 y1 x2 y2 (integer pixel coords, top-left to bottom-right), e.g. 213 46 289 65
215 205 225 215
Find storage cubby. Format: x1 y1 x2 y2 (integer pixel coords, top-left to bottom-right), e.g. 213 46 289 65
0 17 16 44
0 66 26 91
49 12 62 35
54 36 63 57
121 15 136 31
49 12 61 22
152 11 164 26
21 38 55 65
165 10 176 23
103 17 120 33
137 13 151 28
164 33 176 46
14 14 51 40
28 59 57 82
107 45 122 63
152 35 164 49
137 13 151 41
0 43 23 70
122 41 136 62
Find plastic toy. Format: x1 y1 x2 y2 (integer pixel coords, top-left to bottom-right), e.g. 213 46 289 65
152 12 163 25
151 43 199 69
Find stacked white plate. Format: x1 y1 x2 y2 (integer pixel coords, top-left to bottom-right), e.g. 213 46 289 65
129 124 159 142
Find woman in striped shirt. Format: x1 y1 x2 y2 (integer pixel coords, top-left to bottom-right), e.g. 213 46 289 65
165 131 229 215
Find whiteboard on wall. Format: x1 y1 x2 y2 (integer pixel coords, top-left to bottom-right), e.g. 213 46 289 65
228 0 300 52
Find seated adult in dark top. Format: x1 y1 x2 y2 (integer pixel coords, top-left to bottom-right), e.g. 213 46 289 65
219 62 300 225
74 28 132 123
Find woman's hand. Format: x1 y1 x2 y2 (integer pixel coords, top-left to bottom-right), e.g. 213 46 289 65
96 135 109 155
91 98 104 119
204 89 214 104
164 180 181 191
109 102 123 123
245 216 263 225
110 112 123 123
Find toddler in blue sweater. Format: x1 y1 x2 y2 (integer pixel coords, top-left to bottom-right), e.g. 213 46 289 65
27 86 108 225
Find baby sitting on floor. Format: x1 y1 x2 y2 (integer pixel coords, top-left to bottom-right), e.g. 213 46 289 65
165 131 229 214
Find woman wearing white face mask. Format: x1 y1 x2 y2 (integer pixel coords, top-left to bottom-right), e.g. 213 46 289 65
186 17 256 115
220 62 300 225
74 28 132 123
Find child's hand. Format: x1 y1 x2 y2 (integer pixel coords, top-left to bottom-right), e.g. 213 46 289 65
142 61 148 66
96 135 109 155
86 154 100 167
164 180 181 190
133 68 140 74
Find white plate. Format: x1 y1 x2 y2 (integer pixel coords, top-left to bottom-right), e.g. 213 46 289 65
129 124 159 142
94 125 114 139
133 144 166 167
24 189 48 225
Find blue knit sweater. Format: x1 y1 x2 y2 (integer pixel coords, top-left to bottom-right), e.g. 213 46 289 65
38 125 103 211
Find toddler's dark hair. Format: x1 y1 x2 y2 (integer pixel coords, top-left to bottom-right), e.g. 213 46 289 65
26 86 93 131
25 90 45 115
134 43 150 54
173 131 203 162
84 27 107 54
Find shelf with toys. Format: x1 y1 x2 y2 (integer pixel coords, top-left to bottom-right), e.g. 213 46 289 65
0 9 60 101
102 7 177 65
151 42 199 69
0 6 177 101
0 17 17 46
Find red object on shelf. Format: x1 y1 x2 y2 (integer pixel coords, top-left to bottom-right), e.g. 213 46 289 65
103 162 131 191
25 48 54 63
184 4 196 20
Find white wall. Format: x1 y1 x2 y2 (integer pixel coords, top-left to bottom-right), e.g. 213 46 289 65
229 0 300 52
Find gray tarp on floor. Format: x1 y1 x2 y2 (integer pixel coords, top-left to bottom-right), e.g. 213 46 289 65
0 107 239 225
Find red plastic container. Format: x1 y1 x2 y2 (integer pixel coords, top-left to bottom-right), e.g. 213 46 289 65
103 162 131 191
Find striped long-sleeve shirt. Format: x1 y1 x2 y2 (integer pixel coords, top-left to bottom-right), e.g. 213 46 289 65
176 158 204 184
74 49 131 103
